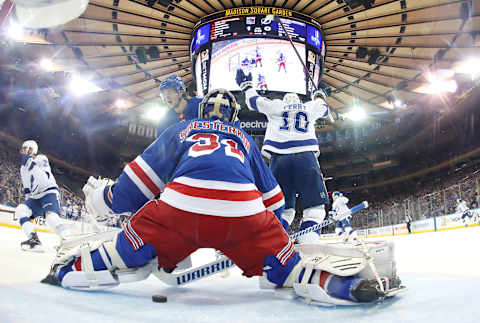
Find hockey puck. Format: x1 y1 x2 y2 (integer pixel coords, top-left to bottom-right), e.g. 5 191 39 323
152 295 168 303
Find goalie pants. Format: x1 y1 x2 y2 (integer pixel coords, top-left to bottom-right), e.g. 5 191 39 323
118 200 294 277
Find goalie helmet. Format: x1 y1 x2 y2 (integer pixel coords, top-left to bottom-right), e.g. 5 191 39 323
332 191 342 200
198 89 240 123
13 0 89 29
159 75 186 94
283 92 301 106
20 140 38 155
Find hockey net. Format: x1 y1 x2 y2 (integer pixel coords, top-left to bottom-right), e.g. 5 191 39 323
228 53 240 72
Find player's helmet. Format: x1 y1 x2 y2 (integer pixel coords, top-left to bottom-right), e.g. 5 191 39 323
283 93 301 106
199 89 240 123
20 140 38 155
332 191 342 200
159 75 186 94
13 0 89 29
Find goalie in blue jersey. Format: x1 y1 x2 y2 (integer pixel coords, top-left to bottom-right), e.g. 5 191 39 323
41 88 402 306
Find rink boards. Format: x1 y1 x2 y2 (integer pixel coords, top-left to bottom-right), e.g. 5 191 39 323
321 208 480 240
1 204 478 239
0 204 107 234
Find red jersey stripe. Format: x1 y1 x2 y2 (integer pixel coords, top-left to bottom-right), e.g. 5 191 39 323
263 191 284 208
129 161 161 197
167 181 262 202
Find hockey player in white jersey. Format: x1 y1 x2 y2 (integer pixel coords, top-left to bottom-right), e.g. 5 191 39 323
236 69 330 242
456 199 472 227
15 140 70 251
331 191 358 242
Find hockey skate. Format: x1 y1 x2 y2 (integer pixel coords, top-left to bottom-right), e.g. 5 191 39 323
21 232 44 253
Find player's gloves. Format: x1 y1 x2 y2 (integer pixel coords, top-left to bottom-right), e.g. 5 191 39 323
235 68 253 91
82 176 115 220
312 88 328 101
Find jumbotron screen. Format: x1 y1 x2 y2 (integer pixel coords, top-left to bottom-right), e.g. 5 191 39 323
190 7 326 97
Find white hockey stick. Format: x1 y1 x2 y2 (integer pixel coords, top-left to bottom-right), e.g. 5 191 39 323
154 201 369 286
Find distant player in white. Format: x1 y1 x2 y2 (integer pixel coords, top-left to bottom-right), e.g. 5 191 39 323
331 191 358 242
456 198 472 227
236 69 330 242
15 140 70 251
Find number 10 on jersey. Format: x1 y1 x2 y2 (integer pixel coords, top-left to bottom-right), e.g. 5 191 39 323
279 111 309 133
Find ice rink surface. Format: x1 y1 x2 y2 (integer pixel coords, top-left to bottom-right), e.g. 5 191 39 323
1 225 479 323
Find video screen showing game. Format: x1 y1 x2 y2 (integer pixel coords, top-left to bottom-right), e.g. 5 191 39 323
209 38 307 94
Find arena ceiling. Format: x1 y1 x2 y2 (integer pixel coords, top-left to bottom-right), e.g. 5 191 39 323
6 0 480 120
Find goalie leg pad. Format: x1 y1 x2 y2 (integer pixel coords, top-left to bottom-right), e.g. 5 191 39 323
59 233 156 289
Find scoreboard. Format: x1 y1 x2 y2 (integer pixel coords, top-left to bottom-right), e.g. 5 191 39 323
190 7 326 97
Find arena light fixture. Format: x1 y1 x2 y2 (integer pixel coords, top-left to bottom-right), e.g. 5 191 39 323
394 99 403 108
115 99 127 109
455 58 480 78
142 103 168 123
68 75 102 96
344 106 367 121
39 58 54 71
6 21 23 39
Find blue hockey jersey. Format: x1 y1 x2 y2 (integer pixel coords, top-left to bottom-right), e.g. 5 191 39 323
108 119 285 219
157 97 202 136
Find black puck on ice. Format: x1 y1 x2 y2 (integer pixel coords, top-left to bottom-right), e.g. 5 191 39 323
152 295 167 303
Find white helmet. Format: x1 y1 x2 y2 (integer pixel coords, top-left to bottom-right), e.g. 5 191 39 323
13 0 89 29
332 191 342 200
283 93 301 106
21 140 38 155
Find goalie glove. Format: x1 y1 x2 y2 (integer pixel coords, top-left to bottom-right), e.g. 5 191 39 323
235 68 253 91
82 176 115 221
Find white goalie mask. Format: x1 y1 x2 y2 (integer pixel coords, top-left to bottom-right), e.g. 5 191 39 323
21 140 38 155
13 0 89 29
283 92 301 106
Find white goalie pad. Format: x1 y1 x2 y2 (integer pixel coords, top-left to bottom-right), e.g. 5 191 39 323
294 241 397 280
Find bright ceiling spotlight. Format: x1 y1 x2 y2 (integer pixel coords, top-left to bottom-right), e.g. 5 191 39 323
345 106 367 121
7 21 23 40
39 58 54 71
455 57 480 78
142 103 168 123
426 79 457 94
115 99 127 109
394 99 403 108
69 75 102 96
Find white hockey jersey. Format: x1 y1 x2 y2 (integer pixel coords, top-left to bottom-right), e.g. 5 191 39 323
456 200 469 213
20 154 58 199
244 88 329 158
332 196 351 219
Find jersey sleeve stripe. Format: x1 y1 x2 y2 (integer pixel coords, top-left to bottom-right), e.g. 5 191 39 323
128 160 161 197
262 185 281 200
124 165 155 200
167 181 262 201
249 96 260 112
134 156 165 191
266 199 285 213
263 190 284 206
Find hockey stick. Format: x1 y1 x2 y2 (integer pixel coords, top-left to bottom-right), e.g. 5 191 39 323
266 14 335 123
154 201 369 286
